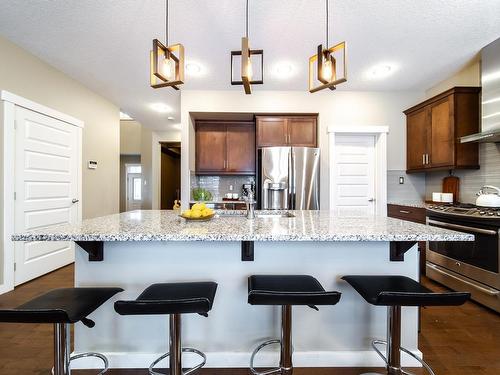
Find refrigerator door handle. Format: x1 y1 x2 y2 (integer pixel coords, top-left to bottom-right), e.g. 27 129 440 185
290 149 295 210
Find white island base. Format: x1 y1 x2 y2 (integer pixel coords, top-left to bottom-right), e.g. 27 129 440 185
73 240 422 370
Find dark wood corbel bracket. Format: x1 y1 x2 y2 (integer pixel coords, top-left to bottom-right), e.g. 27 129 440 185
390 241 417 261
76 241 104 261
241 241 254 261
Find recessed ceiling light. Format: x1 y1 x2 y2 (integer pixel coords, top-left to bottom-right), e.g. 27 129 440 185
368 64 397 79
149 103 173 113
119 111 133 120
273 63 294 79
185 62 203 76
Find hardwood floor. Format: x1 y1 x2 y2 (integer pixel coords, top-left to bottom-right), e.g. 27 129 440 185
0 264 498 375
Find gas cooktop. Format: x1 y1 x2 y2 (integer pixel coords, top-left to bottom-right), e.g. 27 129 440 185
427 203 500 219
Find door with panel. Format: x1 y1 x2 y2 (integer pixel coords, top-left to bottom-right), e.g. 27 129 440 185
256 117 288 147
14 107 80 286
331 134 376 215
195 122 227 173
429 96 454 168
288 117 317 147
406 107 429 171
226 123 256 174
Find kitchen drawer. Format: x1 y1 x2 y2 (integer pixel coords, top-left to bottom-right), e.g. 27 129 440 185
387 204 426 224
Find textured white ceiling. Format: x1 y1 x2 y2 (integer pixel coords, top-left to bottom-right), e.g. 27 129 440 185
0 0 499 130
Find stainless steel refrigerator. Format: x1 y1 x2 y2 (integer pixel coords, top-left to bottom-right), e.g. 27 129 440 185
258 147 320 210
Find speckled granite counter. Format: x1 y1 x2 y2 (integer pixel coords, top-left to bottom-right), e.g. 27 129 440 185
387 200 428 209
12 209 472 242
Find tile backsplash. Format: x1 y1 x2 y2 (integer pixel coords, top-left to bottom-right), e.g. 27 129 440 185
191 175 256 201
425 143 500 204
387 170 426 202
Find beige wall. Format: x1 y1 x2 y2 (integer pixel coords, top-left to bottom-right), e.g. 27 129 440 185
425 55 481 98
0 35 120 219
180 90 424 209
120 120 142 155
140 126 153 209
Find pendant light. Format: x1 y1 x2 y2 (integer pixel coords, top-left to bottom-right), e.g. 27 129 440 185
150 0 185 89
308 0 347 93
231 0 264 94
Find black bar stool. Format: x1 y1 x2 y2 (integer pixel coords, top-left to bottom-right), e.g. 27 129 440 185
114 281 217 375
342 275 470 375
248 275 341 375
0 287 123 375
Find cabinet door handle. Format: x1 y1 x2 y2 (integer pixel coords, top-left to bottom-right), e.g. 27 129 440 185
426 154 430 165
422 154 426 165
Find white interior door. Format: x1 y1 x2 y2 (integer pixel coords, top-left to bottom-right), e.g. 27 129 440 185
332 134 376 215
14 106 79 286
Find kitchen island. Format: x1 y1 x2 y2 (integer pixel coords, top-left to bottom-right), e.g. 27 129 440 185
12 210 472 370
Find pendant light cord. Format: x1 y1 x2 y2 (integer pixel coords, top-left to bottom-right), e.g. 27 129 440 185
326 0 329 47
165 0 169 46
246 0 249 38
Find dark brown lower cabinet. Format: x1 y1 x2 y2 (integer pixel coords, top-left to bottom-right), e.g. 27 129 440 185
387 204 427 275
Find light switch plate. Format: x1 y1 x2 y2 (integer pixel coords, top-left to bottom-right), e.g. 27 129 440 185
88 160 98 169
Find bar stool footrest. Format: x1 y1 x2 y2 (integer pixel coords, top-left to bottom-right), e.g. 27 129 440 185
249 339 284 375
149 347 206 375
52 352 110 375
371 340 436 375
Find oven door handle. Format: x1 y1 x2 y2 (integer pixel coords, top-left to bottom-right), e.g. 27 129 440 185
428 219 498 236
427 264 500 296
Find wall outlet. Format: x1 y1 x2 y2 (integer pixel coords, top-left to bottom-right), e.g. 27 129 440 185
88 160 98 169
399 176 405 184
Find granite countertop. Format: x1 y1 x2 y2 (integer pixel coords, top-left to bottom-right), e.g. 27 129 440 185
387 200 428 209
12 210 473 242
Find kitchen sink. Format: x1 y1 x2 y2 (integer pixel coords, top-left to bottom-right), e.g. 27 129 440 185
217 211 295 218
257 212 295 218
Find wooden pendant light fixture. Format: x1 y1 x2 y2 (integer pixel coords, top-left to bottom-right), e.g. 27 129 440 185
309 0 347 93
150 0 185 89
230 0 264 94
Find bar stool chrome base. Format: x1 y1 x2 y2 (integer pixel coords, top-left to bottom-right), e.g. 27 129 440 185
361 307 435 375
149 347 206 375
52 323 109 375
249 306 293 375
363 339 436 375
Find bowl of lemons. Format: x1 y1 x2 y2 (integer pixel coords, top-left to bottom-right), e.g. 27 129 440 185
180 203 215 221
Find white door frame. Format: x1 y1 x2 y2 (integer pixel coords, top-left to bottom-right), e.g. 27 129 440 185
125 163 142 211
328 125 388 216
0 91 83 294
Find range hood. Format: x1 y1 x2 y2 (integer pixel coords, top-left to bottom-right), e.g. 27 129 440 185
460 129 500 143
461 37 500 144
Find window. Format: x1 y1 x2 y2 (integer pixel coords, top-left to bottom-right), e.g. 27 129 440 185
133 178 142 200
127 165 142 174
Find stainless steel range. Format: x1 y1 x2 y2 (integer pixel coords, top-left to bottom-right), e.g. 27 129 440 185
426 204 500 312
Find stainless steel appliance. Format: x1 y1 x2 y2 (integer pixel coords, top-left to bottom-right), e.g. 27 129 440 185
259 147 320 210
461 37 500 144
426 203 500 312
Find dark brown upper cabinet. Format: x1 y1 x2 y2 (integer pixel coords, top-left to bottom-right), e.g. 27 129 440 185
195 121 255 175
404 87 480 173
256 115 317 148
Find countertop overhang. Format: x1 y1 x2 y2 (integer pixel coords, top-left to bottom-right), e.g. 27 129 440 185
12 210 474 243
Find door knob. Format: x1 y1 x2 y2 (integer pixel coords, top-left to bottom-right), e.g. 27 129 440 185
368 198 375 202
72 199 79 204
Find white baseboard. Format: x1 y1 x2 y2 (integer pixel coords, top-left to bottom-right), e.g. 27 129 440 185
0 282 13 295
71 349 423 369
